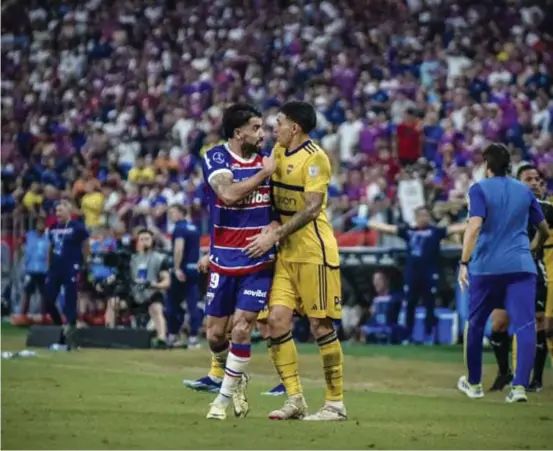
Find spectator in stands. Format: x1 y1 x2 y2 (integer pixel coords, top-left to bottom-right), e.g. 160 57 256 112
361 271 404 344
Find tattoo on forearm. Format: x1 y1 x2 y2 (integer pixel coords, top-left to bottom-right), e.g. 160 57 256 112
275 192 323 240
210 173 233 198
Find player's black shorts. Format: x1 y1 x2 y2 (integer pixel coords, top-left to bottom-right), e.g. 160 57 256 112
24 273 46 296
130 291 164 314
536 260 547 313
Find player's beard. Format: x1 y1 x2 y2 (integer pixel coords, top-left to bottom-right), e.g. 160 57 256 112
241 140 262 157
142 245 152 253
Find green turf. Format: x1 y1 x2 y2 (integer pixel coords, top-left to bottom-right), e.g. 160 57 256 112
2 325 552 449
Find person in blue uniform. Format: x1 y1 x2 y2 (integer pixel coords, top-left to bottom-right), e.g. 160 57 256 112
457 143 549 403
20 216 50 323
364 207 467 344
45 201 89 347
168 204 202 348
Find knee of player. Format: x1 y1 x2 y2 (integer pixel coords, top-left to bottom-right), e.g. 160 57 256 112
309 316 334 339
206 324 227 346
491 309 509 332
268 309 292 337
231 316 255 343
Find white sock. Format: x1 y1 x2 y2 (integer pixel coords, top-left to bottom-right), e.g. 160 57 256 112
215 346 251 406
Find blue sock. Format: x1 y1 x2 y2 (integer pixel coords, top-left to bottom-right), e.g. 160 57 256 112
465 322 485 385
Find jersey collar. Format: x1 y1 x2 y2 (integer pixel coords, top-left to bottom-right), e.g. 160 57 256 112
224 143 257 164
284 139 311 157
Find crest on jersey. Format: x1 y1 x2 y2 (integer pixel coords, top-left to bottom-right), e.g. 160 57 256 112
212 152 225 164
286 164 294 174
308 165 319 177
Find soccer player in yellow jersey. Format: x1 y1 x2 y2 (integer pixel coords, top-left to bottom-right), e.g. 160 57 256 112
245 101 346 421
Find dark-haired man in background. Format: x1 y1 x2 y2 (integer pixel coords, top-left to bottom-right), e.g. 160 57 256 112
457 144 549 403
488 164 553 393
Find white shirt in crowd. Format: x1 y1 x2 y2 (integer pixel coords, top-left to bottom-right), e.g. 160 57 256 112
337 120 362 162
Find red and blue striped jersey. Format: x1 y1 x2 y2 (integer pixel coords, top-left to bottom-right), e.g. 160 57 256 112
202 144 275 276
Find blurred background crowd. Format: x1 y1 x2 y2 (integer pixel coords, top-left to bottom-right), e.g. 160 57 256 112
1 0 552 336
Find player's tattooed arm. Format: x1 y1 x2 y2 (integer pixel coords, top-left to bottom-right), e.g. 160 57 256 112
274 192 323 241
209 167 271 206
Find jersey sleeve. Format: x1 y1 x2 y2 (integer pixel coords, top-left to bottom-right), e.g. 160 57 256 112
435 227 448 240
397 224 410 240
303 151 331 193
173 223 186 240
202 150 232 186
529 196 545 227
468 183 486 219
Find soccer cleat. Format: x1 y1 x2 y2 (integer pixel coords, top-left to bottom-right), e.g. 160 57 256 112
457 375 484 399
261 383 286 396
206 401 227 420
527 380 543 393
232 374 250 418
183 376 222 393
488 372 513 392
506 385 528 403
303 404 347 421
268 394 307 420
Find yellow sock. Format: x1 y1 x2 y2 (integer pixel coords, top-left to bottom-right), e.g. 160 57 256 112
208 343 229 381
547 336 553 364
270 331 302 396
317 330 344 402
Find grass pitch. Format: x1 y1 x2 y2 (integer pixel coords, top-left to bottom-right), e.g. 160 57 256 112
1 325 552 449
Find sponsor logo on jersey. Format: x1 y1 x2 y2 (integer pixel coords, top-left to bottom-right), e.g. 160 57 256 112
235 190 270 206
212 152 225 164
274 194 297 207
243 289 267 297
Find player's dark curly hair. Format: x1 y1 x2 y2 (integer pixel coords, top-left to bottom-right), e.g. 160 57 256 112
483 143 511 177
221 103 262 140
280 101 317 134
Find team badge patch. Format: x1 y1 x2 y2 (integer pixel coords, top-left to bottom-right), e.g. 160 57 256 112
308 165 319 177
286 164 294 174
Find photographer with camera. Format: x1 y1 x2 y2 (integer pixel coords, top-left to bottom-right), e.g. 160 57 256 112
102 228 170 348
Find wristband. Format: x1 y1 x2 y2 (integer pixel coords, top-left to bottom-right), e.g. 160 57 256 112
460 261 469 266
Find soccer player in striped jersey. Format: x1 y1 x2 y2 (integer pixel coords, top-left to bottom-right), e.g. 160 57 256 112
201 103 277 420
488 165 553 392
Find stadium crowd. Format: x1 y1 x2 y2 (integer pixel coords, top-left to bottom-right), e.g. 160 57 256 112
1 0 553 334
2 0 552 238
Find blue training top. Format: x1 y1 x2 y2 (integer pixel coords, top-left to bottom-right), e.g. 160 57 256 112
468 177 544 275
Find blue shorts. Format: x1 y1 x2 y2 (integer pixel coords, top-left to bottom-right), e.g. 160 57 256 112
205 269 272 318
469 272 536 329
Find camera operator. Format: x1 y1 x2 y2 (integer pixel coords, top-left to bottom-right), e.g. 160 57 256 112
103 228 170 347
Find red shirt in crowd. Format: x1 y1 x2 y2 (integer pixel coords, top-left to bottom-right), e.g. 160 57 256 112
396 121 422 162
